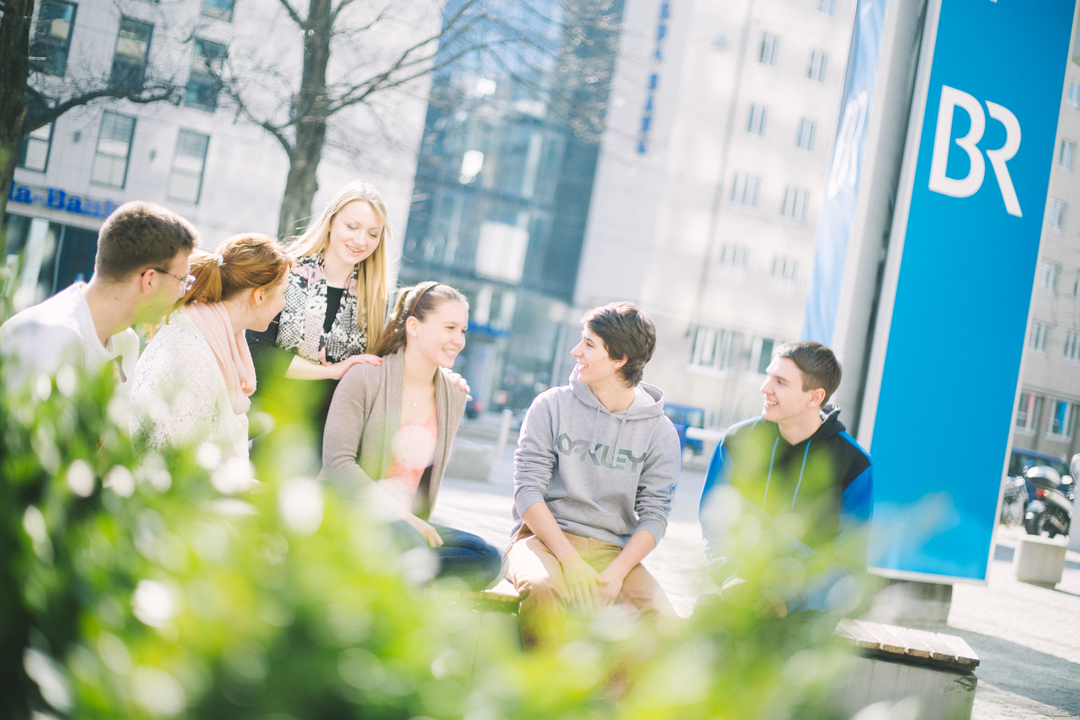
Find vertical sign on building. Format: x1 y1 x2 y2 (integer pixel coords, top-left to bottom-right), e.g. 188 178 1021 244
863 0 1076 582
802 0 887 345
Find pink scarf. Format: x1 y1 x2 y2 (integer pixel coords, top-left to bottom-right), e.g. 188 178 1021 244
184 302 256 414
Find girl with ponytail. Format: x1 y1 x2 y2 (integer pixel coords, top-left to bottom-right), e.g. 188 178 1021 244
322 282 500 590
131 234 292 460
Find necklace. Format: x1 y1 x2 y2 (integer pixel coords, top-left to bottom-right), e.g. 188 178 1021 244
403 384 419 408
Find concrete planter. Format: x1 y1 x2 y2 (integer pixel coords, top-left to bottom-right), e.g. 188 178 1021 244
1014 535 1068 587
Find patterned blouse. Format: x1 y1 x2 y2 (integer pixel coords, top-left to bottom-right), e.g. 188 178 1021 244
275 254 367 364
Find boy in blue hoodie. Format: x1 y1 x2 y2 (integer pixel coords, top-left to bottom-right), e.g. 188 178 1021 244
699 341 872 618
506 302 682 648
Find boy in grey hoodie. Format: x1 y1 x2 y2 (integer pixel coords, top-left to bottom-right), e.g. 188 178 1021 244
505 302 682 648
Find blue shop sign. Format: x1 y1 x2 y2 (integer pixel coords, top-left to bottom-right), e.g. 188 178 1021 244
8 182 119 220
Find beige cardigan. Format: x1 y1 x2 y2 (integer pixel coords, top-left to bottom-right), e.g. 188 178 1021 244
321 348 466 519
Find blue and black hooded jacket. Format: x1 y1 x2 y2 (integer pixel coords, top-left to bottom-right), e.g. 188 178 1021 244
698 405 872 614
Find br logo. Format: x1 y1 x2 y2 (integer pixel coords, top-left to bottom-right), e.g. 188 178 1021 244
928 85 1022 217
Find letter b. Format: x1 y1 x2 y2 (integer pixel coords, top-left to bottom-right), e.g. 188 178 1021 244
928 85 1022 217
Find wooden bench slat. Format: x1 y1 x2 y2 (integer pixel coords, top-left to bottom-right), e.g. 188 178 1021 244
937 633 980 668
886 625 932 659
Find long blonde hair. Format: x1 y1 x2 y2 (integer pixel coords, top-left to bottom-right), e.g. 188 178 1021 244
289 181 390 351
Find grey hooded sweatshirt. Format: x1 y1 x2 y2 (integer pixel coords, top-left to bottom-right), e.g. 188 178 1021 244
511 371 682 547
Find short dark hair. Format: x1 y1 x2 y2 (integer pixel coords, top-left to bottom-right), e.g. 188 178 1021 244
581 302 656 387
774 341 842 404
95 201 198 281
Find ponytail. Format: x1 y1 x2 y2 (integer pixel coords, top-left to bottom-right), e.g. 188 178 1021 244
182 234 292 308
371 281 468 357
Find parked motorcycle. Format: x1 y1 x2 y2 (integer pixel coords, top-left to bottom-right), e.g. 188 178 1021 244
1023 466 1072 539
999 474 1028 526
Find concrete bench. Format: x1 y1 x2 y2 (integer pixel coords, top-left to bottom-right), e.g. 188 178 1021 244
445 439 494 482
834 618 979 720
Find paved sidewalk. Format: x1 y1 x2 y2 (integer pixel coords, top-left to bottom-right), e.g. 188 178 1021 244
431 437 1080 718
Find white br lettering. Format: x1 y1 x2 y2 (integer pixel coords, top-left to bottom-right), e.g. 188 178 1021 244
927 84 1022 217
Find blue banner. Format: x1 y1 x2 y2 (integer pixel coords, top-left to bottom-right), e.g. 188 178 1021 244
869 0 1075 581
802 0 887 345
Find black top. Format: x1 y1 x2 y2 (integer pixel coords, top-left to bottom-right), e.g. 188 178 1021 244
324 286 345 334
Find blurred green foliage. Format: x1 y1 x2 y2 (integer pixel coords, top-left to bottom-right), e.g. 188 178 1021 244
1 342 859 720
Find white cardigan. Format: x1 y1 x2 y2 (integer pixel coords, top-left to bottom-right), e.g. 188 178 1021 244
130 309 249 460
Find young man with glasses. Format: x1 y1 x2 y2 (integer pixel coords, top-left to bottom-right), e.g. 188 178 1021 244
1 201 198 394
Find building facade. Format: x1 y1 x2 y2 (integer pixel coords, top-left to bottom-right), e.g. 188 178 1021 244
398 0 625 411
577 0 857 430
5 0 433 311
1012 60 1080 465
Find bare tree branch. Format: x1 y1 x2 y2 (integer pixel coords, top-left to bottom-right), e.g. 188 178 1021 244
22 83 183 133
276 0 305 28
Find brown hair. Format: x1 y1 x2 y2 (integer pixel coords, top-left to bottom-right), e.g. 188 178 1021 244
773 341 842 404
371 281 469 357
581 302 656 387
288 181 390 352
183 234 292 306
95 201 198 281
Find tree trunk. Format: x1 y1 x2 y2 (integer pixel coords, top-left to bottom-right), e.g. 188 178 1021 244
0 0 35 258
276 0 333 239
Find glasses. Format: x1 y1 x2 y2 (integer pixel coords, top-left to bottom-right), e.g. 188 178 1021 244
144 268 197 293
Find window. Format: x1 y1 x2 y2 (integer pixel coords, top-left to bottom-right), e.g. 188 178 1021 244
1048 199 1066 232
201 0 235 21
1048 399 1074 438
1059 139 1075 171
719 244 749 267
751 337 776 375
759 33 779 66
18 122 53 172
808 50 827 82
90 112 135 188
110 17 153 90
781 186 808 221
747 104 767 135
30 0 77 77
796 118 816 151
167 130 210 203
772 256 798 281
1064 331 1080 363
1016 392 1042 431
185 38 226 111
1067 81 1080 111
818 0 836 15
691 326 736 371
1031 322 1049 353
1037 260 1059 293
730 173 760 207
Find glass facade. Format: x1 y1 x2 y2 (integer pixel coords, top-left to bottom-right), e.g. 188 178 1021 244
398 0 623 411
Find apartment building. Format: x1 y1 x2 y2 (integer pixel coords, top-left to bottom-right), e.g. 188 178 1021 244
5 0 431 309
1014 71 1080 462
577 0 857 429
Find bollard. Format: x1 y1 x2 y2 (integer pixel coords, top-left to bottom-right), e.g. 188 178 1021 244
495 408 513 459
1014 535 1068 587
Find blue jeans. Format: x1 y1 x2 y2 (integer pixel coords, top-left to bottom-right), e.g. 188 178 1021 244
391 521 501 590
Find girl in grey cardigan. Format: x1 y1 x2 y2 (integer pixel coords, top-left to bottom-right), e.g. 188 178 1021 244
322 282 500 589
